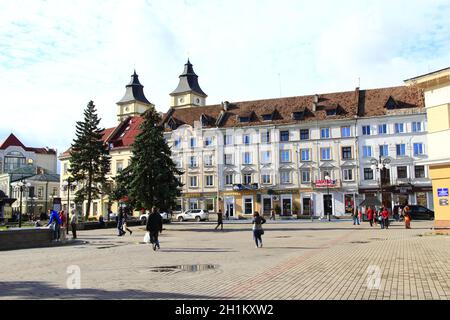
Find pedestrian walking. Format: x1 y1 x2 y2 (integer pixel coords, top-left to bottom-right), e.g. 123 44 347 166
352 209 360 225
215 210 223 230
146 207 163 251
47 210 61 241
116 208 125 236
367 206 374 227
381 206 389 229
123 209 133 235
270 209 276 221
358 208 362 225
59 210 67 231
403 204 412 229
70 210 77 239
225 210 229 220
252 211 266 248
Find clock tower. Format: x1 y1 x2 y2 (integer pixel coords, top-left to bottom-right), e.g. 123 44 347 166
170 59 207 109
117 70 154 122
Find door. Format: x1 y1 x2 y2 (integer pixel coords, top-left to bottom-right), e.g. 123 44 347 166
263 197 272 215
281 196 292 216
303 197 311 215
323 194 333 216
225 197 235 218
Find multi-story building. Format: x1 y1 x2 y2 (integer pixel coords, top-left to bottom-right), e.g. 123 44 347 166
59 60 429 219
0 133 59 218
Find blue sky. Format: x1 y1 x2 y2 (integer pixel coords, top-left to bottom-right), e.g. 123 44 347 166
0 0 449 156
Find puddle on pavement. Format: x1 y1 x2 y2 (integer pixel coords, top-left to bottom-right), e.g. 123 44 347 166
274 236 291 238
350 241 370 244
149 264 218 273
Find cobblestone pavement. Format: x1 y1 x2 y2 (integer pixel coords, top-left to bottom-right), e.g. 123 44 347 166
1 220 449 300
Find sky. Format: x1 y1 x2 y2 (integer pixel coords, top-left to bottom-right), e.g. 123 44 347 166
0 0 449 157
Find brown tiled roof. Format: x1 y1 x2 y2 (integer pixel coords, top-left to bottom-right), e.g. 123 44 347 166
162 85 424 130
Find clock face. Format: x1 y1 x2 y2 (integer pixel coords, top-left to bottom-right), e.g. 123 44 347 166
125 106 129 112
196 98 200 104
179 98 184 104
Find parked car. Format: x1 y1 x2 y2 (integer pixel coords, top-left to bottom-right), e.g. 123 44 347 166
139 212 172 224
175 209 209 222
393 205 434 220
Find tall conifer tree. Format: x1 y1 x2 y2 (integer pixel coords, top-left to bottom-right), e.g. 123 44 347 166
127 107 183 211
69 101 111 219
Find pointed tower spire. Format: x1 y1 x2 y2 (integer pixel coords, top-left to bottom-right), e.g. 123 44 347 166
170 59 207 97
118 70 151 105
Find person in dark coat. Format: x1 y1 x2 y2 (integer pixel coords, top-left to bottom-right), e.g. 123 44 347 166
116 208 125 236
252 211 266 248
215 210 223 230
146 207 163 250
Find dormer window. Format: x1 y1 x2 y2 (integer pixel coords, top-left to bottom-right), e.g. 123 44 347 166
326 109 336 116
385 96 399 109
262 114 273 121
239 116 250 123
238 111 254 123
292 111 305 120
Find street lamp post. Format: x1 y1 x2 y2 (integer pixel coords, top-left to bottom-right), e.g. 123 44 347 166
370 156 391 209
12 180 31 228
62 178 77 235
325 174 331 221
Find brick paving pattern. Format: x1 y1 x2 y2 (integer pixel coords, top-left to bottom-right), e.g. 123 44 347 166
1 220 449 300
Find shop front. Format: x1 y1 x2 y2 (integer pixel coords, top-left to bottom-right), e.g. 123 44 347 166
181 192 218 213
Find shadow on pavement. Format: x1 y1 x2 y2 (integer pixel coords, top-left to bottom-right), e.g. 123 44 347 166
170 226 432 233
0 281 224 300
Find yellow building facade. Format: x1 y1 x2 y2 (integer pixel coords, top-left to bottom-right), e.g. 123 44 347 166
406 67 450 229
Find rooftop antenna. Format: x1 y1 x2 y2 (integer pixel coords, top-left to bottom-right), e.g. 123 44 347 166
358 77 361 87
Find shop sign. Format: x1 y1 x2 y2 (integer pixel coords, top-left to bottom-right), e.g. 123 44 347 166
438 188 449 197
439 198 449 206
314 180 337 188
233 183 259 191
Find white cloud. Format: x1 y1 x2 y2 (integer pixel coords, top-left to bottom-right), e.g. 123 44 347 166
0 0 449 156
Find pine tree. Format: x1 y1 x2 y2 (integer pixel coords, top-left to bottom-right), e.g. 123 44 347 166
127 107 183 211
69 101 111 220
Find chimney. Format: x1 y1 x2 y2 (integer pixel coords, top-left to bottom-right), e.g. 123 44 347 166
312 94 319 112
222 101 230 111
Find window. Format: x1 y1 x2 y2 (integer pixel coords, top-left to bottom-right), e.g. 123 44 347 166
280 150 291 163
341 147 352 160
261 131 271 144
174 158 182 168
243 134 251 145
37 187 44 199
189 176 198 187
280 171 291 184
280 130 290 142
205 175 214 187
415 166 425 178
262 174 271 184
224 154 233 165
342 169 353 181
189 199 198 210
397 166 408 179
320 128 330 139
224 135 232 145
262 114 273 121
379 145 389 157
301 171 311 183
364 168 374 180
174 137 181 148
301 149 310 162
362 146 372 158
395 123 404 133
243 197 253 214
204 155 213 166
243 174 252 185
321 148 331 160
341 126 351 137
116 161 124 173
261 151 271 164
204 136 213 147
243 152 252 164
225 174 233 185
239 116 250 123
412 122 422 132
300 129 309 140
190 137 197 148
362 125 371 135
189 156 198 168
63 163 68 175
4 152 26 173
396 144 406 157
378 124 387 135
414 143 424 156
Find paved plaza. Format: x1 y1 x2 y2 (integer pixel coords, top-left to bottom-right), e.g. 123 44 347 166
1 220 449 300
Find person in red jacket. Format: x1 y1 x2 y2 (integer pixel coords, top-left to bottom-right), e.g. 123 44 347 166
366 206 374 227
381 206 390 229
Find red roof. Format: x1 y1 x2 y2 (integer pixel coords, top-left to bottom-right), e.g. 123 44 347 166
0 133 56 154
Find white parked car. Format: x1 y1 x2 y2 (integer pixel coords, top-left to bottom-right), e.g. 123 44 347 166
176 209 209 222
139 212 172 224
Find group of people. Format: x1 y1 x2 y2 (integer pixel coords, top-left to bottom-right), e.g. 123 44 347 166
363 204 412 229
46 209 78 241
